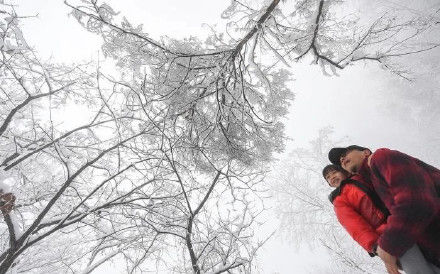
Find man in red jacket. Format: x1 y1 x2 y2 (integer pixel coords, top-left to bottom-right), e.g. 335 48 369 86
328 145 440 274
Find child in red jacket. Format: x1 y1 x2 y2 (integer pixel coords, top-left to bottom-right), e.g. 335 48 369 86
323 164 387 255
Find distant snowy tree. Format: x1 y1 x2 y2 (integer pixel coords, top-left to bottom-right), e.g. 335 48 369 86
376 46 440 164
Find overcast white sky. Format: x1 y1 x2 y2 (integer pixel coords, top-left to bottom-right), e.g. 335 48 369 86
14 1 440 273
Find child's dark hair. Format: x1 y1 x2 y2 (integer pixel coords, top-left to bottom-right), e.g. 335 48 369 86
322 164 349 179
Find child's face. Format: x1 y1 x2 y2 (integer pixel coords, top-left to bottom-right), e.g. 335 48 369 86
325 170 347 188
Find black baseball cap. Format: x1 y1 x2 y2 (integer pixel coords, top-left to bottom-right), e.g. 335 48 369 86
328 145 368 165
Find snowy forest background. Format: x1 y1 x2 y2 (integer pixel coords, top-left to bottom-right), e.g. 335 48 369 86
1 0 440 273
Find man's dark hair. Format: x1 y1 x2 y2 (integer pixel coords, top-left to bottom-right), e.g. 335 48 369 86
322 164 349 180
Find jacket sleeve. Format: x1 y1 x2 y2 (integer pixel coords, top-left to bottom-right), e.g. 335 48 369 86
333 189 379 253
371 148 438 257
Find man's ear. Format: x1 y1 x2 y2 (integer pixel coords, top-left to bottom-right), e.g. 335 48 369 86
363 149 372 156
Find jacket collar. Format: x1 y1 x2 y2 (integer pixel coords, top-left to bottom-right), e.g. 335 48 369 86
357 157 372 184
328 177 356 203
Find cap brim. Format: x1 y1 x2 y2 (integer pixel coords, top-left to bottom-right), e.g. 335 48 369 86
328 147 347 166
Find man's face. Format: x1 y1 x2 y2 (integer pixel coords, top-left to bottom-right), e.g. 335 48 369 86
340 149 368 173
325 170 347 188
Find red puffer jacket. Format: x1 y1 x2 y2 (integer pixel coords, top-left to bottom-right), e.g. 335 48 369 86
332 174 388 253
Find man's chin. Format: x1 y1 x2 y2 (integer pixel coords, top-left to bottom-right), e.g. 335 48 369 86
350 165 359 173
342 164 353 173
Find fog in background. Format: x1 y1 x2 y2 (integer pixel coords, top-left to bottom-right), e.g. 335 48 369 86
16 1 440 273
